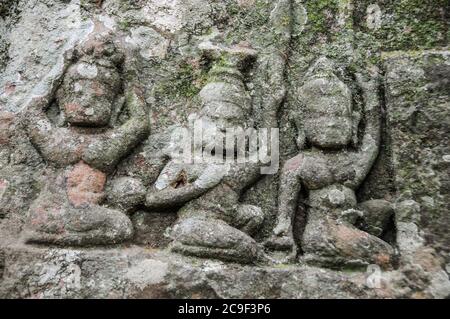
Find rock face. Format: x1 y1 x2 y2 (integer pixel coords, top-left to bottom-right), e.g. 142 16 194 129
384 51 450 265
0 244 447 299
0 0 449 299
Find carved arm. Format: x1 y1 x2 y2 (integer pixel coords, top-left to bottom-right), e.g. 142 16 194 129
253 0 291 129
346 71 382 188
25 88 86 168
145 163 227 209
83 86 149 172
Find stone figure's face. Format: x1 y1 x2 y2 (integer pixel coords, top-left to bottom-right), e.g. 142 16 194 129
300 77 353 149
193 68 254 156
199 82 252 132
57 61 121 126
202 101 247 133
199 103 255 157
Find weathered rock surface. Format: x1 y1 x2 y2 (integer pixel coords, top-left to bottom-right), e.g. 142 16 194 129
0 244 447 299
1 0 449 299
384 50 450 264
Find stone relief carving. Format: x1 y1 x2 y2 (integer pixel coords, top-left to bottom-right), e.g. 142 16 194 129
17 1 393 268
0 0 449 300
269 57 395 268
106 38 288 263
22 31 149 245
147 45 269 263
105 0 293 264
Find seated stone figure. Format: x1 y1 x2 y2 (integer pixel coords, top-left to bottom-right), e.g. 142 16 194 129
139 44 284 264
269 57 394 268
22 31 149 246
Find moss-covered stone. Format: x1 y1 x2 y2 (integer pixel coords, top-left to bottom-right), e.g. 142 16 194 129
384 50 450 263
354 0 449 51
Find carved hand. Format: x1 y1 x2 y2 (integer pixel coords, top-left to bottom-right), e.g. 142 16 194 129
145 161 228 210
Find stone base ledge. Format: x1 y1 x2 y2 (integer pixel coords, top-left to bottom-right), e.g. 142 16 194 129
0 243 436 299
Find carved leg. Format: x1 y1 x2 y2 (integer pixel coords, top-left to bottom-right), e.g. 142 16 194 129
24 199 133 246
265 158 301 259
24 166 134 246
106 177 146 212
302 209 394 269
169 216 263 264
234 204 265 236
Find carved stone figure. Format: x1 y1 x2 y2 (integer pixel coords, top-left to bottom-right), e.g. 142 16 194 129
141 45 264 263
22 32 149 245
105 0 292 263
269 58 394 268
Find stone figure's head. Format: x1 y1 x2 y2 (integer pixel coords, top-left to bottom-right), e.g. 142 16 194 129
195 43 257 150
57 33 124 127
199 65 252 132
298 58 357 149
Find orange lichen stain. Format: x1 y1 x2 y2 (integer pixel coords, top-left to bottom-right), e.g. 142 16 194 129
411 292 427 299
0 112 14 144
91 81 105 96
284 154 303 171
64 103 83 115
374 253 391 269
4 83 16 95
334 221 368 243
413 248 442 272
66 161 106 207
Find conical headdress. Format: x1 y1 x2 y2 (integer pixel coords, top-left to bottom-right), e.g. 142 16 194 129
198 42 257 113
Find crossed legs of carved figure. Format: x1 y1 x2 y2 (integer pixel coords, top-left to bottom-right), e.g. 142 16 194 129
169 186 265 264
268 155 395 266
302 206 395 269
24 162 133 245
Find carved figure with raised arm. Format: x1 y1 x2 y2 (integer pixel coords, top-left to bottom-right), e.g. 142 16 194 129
23 31 149 245
269 57 394 268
